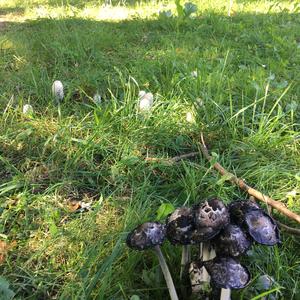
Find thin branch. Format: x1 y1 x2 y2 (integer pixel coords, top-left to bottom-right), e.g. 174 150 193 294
145 152 199 164
276 222 300 236
199 132 300 225
171 152 199 162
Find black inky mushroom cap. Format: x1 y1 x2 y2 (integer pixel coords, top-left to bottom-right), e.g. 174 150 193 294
229 200 280 246
213 224 252 257
202 257 250 289
192 198 230 242
126 222 166 250
228 200 260 225
244 209 280 246
166 207 195 245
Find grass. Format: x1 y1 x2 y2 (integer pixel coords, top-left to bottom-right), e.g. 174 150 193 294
0 0 300 299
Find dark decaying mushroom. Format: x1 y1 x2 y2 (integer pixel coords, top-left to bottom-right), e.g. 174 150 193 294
192 198 230 242
166 207 194 245
126 198 281 299
126 222 179 300
213 224 252 257
229 200 280 246
245 209 280 246
166 207 194 291
126 222 166 250
190 198 231 298
202 257 251 289
228 200 260 225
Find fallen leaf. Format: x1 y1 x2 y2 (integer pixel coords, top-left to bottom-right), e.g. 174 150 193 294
67 201 93 213
68 201 81 212
0 241 10 264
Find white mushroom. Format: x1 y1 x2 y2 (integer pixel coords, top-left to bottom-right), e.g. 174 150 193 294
52 80 64 102
93 93 102 105
22 104 33 115
139 92 153 111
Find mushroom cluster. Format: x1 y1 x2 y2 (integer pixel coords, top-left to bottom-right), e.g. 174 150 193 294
126 198 280 300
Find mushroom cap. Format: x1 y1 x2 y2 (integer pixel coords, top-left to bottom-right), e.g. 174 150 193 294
229 200 280 246
192 198 230 242
228 200 260 225
126 222 166 250
256 274 275 290
245 209 280 246
166 207 195 245
52 80 64 100
190 225 220 243
203 257 250 289
213 224 252 257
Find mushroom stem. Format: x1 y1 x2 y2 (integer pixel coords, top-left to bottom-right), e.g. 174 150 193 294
180 245 191 299
199 244 232 299
190 243 212 296
200 243 211 282
154 245 179 300
180 245 190 280
220 288 231 300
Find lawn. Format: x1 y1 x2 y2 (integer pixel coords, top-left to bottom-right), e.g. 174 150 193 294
0 0 300 299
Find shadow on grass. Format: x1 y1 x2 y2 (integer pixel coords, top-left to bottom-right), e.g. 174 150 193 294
2 11 299 105
0 10 300 300
0 6 25 16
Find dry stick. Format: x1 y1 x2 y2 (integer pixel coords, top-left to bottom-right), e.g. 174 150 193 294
171 152 199 162
145 152 199 163
199 133 300 226
276 222 300 236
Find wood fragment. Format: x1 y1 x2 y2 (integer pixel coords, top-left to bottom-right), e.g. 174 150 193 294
170 152 199 162
199 132 300 225
145 151 199 164
276 222 300 236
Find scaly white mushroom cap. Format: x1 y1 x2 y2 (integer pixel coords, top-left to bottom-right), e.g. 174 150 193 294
52 80 64 101
138 90 147 99
93 93 102 105
22 104 33 115
139 92 153 111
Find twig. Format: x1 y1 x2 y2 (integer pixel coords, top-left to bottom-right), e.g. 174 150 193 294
199 132 300 225
171 152 199 162
145 152 199 163
276 222 300 236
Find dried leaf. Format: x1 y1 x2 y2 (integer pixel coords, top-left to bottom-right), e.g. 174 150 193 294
68 201 92 213
0 241 15 264
68 202 81 212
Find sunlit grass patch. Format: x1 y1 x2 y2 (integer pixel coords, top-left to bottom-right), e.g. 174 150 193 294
1 0 300 23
